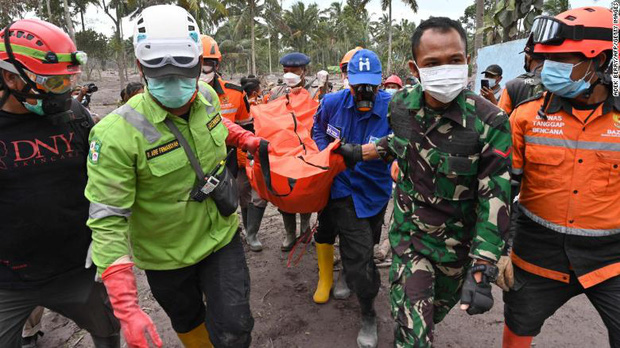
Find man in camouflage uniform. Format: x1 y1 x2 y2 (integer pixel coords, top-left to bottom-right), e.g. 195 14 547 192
337 17 511 347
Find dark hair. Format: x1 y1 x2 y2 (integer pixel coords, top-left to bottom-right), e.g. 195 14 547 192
411 17 467 62
243 78 261 95
121 82 144 101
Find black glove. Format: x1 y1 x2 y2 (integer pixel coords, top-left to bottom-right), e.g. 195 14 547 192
335 142 362 169
460 263 498 315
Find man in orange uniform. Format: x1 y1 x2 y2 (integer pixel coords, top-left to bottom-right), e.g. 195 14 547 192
501 7 620 348
200 36 266 251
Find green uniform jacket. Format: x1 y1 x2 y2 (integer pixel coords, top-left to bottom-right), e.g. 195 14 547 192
85 83 237 274
375 85 511 265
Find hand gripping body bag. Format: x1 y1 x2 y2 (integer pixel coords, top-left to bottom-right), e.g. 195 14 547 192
247 89 345 213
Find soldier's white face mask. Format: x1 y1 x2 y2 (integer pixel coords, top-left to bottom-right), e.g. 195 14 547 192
283 72 302 87
414 62 468 104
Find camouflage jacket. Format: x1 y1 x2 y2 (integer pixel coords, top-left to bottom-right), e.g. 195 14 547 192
375 85 512 264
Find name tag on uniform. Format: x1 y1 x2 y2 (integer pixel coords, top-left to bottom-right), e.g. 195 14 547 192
368 136 378 144
327 124 341 139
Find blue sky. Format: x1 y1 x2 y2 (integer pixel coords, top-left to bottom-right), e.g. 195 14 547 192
84 0 608 38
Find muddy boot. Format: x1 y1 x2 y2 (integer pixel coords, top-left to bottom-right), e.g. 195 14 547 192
333 269 351 300
300 213 312 234
246 204 265 252
177 324 213 348
281 212 297 251
91 333 121 348
313 243 334 304
357 298 378 348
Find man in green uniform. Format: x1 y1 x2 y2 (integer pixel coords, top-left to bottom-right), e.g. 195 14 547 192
336 17 512 347
85 5 263 348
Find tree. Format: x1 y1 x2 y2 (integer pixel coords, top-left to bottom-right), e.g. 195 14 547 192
474 0 484 59
75 29 110 80
381 0 417 74
282 2 320 54
99 0 133 89
62 0 76 42
542 0 569 16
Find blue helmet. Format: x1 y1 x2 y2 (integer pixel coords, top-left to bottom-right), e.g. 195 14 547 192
279 52 311 67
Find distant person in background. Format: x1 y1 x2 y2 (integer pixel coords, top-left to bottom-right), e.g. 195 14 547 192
120 81 144 103
339 47 363 90
497 35 544 115
404 76 419 88
383 74 403 96
316 70 330 100
242 77 262 106
480 64 503 104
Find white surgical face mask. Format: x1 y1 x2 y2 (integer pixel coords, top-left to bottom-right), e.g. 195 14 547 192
481 77 497 88
283 72 302 87
385 88 398 96
202 71 215 84
415 62 468 104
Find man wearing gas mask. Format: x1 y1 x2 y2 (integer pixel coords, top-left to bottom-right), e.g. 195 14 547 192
312 49 392 348
337 17 512 347
84 5 264 348
0 19 121 348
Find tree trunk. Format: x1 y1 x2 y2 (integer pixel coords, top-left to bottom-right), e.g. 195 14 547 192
268 26 272 75
115 6 127 89
387 0 393 73
46 0 53 24
62 0 75 43
473 0 484 60
250 14 256 75
80 8 86 32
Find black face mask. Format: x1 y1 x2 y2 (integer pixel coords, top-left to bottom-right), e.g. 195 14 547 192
352 84 376 112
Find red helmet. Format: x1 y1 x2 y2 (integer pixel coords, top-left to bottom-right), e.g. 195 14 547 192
0 19 84 76
532 6 612 59
384 75 403 88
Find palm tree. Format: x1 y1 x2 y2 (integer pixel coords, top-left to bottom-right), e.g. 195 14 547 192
381 0 417 74
282 2 320 54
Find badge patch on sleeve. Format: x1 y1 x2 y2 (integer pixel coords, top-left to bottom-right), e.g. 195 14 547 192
327 124 341 139
88 139 101 164
145 140 181 160
207 113 222 131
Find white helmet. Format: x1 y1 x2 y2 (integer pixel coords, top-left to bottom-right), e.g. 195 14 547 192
133 5 202 78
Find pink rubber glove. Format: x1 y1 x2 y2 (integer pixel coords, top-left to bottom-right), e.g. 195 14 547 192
102 263 163 348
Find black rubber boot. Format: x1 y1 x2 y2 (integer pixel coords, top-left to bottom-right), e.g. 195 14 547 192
246 204 265 252
357 297 378 348
241 207 248 231
91 333 121 348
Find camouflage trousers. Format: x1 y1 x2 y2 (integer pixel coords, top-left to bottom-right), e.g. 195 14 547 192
390 251 465 348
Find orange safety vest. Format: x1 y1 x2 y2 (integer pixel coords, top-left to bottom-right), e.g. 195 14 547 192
246 89 346 213
511 92 620 288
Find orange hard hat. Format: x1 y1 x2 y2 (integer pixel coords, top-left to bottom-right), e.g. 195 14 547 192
340 46 363 72
532 6 612 59
201 35 221 61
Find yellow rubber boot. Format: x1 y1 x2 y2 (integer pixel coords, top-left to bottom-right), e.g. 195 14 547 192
313 243 334 304
177 324 214 348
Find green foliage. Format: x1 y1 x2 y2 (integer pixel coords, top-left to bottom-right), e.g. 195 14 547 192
75 29 110 79
542 0 569 16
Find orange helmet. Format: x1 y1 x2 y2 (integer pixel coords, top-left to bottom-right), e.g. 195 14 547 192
200 35 221 61
531 6 612 58
340 46 363 72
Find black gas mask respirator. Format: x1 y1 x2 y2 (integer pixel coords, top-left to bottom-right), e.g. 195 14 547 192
352 84 377 112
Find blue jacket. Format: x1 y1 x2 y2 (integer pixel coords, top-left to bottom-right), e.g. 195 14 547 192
312 89 392 218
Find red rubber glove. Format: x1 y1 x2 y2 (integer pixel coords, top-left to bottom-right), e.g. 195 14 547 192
102 263 163 348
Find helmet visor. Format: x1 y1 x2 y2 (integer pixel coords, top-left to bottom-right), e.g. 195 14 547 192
135 39 201 69
25 70 78 94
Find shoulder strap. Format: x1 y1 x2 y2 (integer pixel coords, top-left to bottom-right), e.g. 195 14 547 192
163 118 205 179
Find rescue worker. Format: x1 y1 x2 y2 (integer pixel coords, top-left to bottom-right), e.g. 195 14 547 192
480 64 504 105
0 19 121 348
267 52 315 251
267 52 320 101
497 35 544 115
85 5 263 347
501 7 620 348
199 35 266 251
313 49 392 348
316 70 330 100
340 47 363 90
383 74 403 96
337 17 512 347
120 82 144 104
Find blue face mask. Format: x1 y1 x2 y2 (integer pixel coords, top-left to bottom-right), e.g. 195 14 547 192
541 59 593 98
146 76 197 109
385 88 398 96
23 99 45 115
